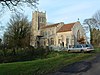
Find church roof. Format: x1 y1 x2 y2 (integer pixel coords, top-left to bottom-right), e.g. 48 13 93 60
57 22 75 33
41 23 59 29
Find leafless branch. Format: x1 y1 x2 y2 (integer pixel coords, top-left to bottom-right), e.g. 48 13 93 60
0 0 39 13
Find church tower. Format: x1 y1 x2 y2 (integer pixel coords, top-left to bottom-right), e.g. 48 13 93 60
31 11 46 46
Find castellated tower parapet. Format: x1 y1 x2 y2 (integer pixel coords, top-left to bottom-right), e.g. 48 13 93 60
30 11 46 46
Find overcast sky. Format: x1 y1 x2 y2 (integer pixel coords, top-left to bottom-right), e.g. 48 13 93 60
0 0 100 38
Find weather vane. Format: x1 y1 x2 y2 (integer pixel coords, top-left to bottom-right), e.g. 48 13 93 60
78 18 80 21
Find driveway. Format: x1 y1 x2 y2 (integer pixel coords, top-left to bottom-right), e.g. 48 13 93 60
48 53 100 75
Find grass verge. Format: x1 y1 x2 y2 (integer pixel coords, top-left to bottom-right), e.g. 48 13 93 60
94 47 100 53
0 52 92 75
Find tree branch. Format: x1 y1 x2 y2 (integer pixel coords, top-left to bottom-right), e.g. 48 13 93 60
10 0 20 6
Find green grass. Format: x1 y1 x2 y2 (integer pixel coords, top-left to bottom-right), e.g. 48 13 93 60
0 52 92 75
94 47 100 53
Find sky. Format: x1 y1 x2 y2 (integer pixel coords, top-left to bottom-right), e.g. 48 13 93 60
37 0 100 23
0 0 100 38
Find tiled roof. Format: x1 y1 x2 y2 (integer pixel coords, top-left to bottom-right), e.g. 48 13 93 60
57 22 75 33
41 23 59 29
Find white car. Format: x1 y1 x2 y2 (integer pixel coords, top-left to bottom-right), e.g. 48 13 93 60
67 44 94 52
82 44 94 52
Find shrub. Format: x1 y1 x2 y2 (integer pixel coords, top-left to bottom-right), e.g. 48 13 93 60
0 46 52 63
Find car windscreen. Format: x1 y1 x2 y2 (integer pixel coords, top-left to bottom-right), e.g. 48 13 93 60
87 44 93 48
74 45 82 48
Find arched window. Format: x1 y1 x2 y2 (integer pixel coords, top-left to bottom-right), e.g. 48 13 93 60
51 38 54 45
61 35 64 42
77 30 80 41
66 38 69 46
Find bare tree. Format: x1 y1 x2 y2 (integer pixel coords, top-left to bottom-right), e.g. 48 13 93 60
93 10 100 28
83 10 100 44
83 18 97 44
0 0 39 13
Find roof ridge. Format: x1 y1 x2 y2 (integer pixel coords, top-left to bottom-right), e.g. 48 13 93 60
46 23 60 26
64 22 77 25
41 23 60 29
57 22 76 33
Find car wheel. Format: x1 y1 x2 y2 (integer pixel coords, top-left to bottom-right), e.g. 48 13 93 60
81 50 84 53
68 50 70 53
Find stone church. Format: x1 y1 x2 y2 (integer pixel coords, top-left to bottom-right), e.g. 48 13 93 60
30 11 87 48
